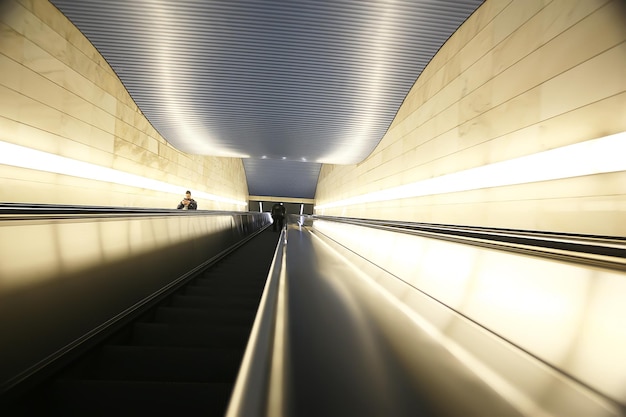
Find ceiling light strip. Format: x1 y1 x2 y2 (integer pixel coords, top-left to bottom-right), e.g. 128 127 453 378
315 132 626 210
0 141 247 207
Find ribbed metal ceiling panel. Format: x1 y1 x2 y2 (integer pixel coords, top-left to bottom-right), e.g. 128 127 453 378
50 0 484 199
244 159 321 200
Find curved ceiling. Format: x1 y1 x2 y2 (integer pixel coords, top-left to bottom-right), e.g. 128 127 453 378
50 0 484 200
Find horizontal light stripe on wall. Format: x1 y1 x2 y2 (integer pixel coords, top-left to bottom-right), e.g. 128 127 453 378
0 141 247 207
315 132 626 210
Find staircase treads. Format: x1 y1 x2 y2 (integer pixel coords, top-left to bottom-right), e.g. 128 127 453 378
84 345 244 382
201 270 248 280
49 379 233 416
154 306 257 325
170 294 261 309
211 260 270 267
217 252 274 262
204 267 270 276
195 272 268 280
204 259 273 270
131 322 251 348
206 265 264 274
188 278 265 294
183 284 266 297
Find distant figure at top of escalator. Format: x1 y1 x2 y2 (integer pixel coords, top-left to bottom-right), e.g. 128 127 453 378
271 202 286 232
177 190 197 210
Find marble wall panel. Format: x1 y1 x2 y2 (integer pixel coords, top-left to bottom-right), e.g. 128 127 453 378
540 44 626 120
0 85 20 121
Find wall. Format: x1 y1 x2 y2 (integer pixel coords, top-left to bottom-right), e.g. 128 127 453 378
315 0 626 236
0 0 248 211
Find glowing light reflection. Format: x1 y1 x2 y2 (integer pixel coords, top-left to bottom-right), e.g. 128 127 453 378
0 141 247 207
315 132 626 210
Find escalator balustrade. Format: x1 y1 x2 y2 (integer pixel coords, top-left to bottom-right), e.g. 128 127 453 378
5 227 280 416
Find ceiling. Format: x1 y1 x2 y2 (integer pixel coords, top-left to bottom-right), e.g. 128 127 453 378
49 0 484 200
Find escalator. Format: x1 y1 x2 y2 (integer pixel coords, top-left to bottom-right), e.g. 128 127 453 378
6 212 624 416
5 226 281 416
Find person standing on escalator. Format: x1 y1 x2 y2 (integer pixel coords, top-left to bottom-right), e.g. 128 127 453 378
177 190 198 210
271 202 286 232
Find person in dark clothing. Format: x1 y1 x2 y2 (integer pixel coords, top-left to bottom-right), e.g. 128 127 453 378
271 202 286 232
177 190 198 210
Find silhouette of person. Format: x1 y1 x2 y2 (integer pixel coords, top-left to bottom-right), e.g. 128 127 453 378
271 202 286 232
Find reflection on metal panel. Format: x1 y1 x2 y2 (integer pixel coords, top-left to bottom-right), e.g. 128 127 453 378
229 220 623 416
0 216 233 290
311 219 626 410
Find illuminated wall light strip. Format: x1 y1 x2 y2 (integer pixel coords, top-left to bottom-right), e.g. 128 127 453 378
0 141 248 207
315 132 626 210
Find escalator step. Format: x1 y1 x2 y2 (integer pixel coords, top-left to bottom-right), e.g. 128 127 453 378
192 276 267 286
84 345 243 382
131 322 250 348
170 294 261 309
204 269 269 277
48 379 233 417
154 306 256 325
183 284 265 297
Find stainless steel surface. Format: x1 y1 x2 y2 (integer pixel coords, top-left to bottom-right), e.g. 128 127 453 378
48 0 484 199
227 227 287 417
0 210 270 393
227 217 624 417
317 216 626 270
312 218 626 413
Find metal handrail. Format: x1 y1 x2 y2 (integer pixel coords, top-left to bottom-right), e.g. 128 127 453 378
0 202 256 220
226 227 288 417
313 215 626 271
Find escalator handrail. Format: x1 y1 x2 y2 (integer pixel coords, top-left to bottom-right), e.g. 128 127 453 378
226 227 287 417
0 203 262 221
313 215 626 271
